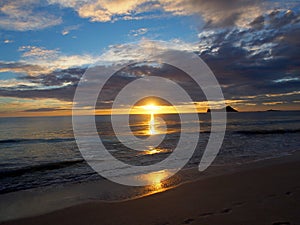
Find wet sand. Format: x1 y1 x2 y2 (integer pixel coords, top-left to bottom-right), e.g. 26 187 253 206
1 153 300 225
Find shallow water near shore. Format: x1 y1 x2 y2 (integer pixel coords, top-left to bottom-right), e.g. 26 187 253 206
1 152 300 222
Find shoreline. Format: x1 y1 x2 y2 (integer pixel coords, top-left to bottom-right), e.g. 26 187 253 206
1 152 300 224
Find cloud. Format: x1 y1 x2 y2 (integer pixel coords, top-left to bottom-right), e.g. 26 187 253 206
100 38 199 63
0 79 40 88
61 24 81 36
48 0 150 22
0 61 48 76
0 0 295 32
19 46 60 58
0 84 77 102
0 0 62 31
262 101 284 105
0 66 86 103
1 19 299 112
0 79 73 91
2 39 197 78
24 67 85 87
6 46 101 76
196 7 300 101
266 91 300 98
23 107 69 112
0 39 199 104
159 0 266 28
129 28 148 37
273 77 299 83
0 66 87 104
47 0 281 28
0 96 72 114
3 39 13 44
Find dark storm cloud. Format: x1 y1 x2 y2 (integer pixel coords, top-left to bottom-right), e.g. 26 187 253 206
268 9 299 28
0 67 85 101
183 0 300 28
23 67 85 86
199 8 300 101
0 85 76 101
168 0 263 28
0 61 46 75
23 107 68 112
249 15 265 30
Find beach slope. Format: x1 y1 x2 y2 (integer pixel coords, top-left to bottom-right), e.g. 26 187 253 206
1 155 300 225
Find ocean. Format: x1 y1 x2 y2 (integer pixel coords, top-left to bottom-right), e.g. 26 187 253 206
0 111 300 194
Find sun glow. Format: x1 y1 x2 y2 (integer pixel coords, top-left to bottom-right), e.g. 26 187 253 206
142 104 160 112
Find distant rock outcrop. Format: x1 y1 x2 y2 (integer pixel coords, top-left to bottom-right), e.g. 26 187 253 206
225 106 238 112
207 106 238 113
266 109 280 112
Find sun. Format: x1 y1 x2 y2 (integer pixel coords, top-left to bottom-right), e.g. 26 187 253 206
142 104 160 113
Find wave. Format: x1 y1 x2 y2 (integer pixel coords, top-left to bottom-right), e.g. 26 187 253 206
0 159 85 178
0 137 75 144
199 129 300 135
235 129 300 135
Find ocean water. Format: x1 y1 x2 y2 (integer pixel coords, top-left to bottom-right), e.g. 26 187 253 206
0 111 300 194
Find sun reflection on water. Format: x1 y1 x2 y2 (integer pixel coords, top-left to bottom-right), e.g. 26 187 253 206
143 146 171 155
139 169 173 194
145 148 161 155
149 112 156 135
142 104 160 135
131 104 176 194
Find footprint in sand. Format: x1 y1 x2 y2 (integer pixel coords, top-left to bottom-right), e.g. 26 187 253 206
198 212 214 217
155 222 170 225
233 201 246 207
220 208 232 214
272 222 290 225
267 193 277 198
182 218 195 224
285 191 292 196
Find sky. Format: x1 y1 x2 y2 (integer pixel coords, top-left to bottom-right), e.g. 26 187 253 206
0 0 299 117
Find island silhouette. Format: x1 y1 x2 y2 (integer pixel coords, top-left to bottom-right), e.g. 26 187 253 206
207 105 238 113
